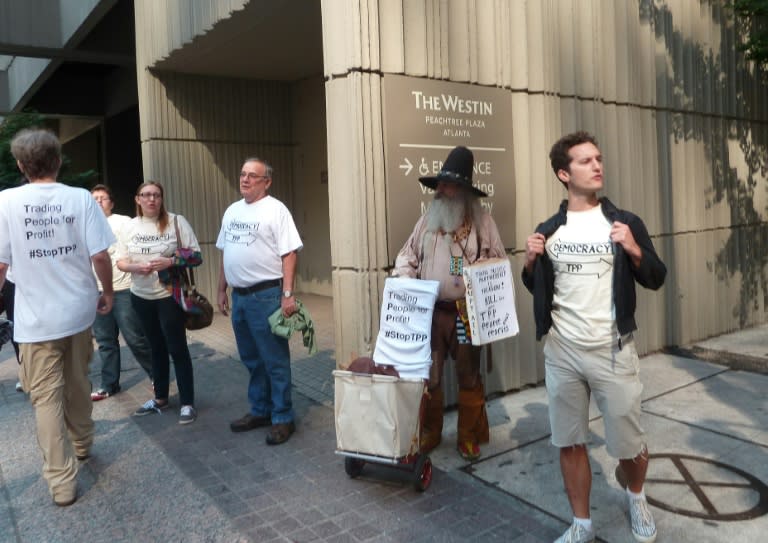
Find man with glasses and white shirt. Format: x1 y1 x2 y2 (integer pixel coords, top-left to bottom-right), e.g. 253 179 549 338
216 158 302 446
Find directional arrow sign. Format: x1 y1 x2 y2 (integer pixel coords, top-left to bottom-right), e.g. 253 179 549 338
399 157 413 176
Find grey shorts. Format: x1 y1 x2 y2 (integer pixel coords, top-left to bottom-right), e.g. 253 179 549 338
543 331 645 459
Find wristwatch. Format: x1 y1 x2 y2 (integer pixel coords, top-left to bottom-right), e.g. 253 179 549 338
283 290 293 298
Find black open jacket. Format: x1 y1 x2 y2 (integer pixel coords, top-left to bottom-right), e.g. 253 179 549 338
521 197 666 341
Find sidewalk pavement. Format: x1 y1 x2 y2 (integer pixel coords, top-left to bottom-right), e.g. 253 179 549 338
1 294 767 542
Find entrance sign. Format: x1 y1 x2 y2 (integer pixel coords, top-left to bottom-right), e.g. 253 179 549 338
382 74 515 258
463 258 519 345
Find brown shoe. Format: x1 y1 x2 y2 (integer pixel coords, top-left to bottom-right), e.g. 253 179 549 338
230 413 271 433
265 422 295 445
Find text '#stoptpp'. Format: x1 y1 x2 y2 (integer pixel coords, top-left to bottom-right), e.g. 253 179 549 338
29 244 76 258
383 330 428 342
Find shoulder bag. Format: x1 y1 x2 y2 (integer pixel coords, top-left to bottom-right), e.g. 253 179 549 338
174 217 214 330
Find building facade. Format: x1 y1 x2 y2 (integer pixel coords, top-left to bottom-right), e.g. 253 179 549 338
3 0 767 396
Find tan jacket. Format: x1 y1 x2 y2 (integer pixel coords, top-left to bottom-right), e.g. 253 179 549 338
393 210 506 301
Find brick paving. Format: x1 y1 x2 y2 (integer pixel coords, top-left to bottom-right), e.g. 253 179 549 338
0 293 563 542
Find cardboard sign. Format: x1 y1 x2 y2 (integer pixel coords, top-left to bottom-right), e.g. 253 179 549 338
373 277 440 379
463 258 519 345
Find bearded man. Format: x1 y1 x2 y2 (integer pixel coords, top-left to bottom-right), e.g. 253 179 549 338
392 146 506 460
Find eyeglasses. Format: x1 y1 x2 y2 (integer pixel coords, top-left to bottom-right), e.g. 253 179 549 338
138 192 162 200
239 172 269 181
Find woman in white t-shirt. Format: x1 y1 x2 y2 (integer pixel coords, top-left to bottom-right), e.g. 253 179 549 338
116 181 201 425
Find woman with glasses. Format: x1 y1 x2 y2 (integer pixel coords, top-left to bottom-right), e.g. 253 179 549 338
116 181 201 424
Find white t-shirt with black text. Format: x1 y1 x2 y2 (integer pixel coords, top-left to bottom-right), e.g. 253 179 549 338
0 183 114 342
95 213 133 292
216 196 302 288
114 213 200 300
546 204 616 348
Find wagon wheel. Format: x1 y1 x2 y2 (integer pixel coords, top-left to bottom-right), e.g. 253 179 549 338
412 454 432 491
344 457 365 478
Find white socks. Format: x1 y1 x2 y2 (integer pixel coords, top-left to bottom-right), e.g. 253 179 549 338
627 487 646 500
573 517 593 531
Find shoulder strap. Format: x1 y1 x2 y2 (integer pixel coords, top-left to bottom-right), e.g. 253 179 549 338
173 215 194 291
173 215 182 247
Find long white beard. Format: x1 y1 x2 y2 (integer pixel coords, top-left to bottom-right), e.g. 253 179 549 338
425 194 468 234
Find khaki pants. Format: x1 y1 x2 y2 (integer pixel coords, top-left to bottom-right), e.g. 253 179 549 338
19 329 94 502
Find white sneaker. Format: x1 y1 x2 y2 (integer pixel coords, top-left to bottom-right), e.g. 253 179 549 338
179 405 197 425
629 494 657 542
15 381 23 392
554 521 595 543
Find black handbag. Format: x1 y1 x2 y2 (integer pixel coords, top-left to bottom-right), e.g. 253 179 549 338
174 217 214 330
182 267 214 330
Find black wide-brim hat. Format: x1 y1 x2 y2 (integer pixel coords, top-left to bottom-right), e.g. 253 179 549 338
418 145 488 197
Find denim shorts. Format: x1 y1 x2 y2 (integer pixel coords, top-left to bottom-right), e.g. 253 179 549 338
543 331 645 459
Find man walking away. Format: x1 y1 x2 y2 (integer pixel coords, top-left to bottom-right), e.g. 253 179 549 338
0 129 114 506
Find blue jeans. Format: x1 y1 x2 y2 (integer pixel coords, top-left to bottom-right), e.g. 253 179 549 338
92 289 153 392
130 294 195 406
231 286 293 424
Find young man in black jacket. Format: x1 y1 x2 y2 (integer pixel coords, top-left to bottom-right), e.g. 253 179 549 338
522 131 666 543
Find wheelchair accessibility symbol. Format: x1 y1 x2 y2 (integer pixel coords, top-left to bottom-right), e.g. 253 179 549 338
643 454 768 521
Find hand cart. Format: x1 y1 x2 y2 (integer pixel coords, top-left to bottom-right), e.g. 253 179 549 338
333 369 433 492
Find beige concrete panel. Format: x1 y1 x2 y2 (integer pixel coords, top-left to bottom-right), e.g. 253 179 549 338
634 3 657 106
332 269 389 366
596 0 617 102
665 115 738 233
138 71 292 143
322 0 385 75
666 227 768 346
574 0 598 99
432 0 450 79
631 218 673 354
320 0 349 76
292 77 332 297
510 252 546 383
638 109 664 234
360 0 378 72
447 0 470 82
554 0 574 97
363 73 389 268
134 0 248 66
523 0 546 92
325 73 388 271
378 0 405 73
484 0 510 87
614 0 631 104
402 0 428 76
506 0 528 90
510 92 535 249
513 93 567 248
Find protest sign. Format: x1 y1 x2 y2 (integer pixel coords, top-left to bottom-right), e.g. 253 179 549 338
463 258 519 345
373 277 440 379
